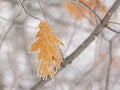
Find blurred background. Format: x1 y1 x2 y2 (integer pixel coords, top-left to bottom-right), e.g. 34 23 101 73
0 0 120 90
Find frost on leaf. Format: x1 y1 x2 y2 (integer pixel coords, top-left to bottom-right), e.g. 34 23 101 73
30 21 64 79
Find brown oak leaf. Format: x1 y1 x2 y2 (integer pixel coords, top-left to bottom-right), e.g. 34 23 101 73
30 21 63 79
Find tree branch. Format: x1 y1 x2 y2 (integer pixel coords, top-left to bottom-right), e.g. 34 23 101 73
107 26 120 35
37 0 48 21
62 0 120 70
72 0 101 21
30 0 120 89
73 0 120 35
0 23 14 50
109 21 120 26
17 0 42 21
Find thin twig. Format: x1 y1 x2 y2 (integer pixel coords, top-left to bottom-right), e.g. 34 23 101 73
18 0 42 21
37 0 48 21
62 0 120 69
109 21 120 25
72 0 100 25
105 34 118 90
30 0 120 89
107 26 120 35
73 0 120 35
96 0 106 13
0 23 14 49
72 0 101 21
93 0 99 25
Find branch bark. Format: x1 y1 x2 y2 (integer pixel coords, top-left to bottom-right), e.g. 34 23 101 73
105 40 112 90
30 0 120 90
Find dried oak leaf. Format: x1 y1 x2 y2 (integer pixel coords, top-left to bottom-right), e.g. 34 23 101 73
64 0 107 20
30 21 64 79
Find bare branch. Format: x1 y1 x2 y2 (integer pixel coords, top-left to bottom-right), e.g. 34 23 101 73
37 0 48 21
105 34 118 90
109 21 120 26
62 0 120 69
0 23 14 50
107 26 120 34
30 0 120 89
72 0 101 21
105 41 112 90
17 0 42 21
73 0 120 35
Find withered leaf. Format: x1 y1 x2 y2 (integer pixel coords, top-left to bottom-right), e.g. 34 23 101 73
30 21 63 79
